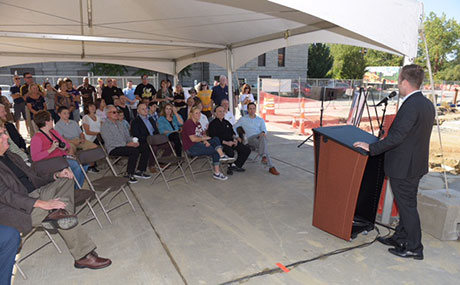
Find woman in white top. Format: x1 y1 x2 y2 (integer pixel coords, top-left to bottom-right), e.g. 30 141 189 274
239 83 255 116
95 98 107 122
82 103 102 143
192 97 209 131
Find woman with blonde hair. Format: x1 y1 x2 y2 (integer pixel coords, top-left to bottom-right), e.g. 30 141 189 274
181 106 232 180
158 103 183 156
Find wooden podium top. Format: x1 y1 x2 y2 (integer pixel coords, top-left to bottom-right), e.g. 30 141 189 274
313 125 378 155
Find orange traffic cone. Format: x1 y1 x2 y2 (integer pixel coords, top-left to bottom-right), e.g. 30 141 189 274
299 118 305 135
292 117 297 128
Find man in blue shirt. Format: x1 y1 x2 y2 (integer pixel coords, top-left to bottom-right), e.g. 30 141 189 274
123 80 138 117
211 75 229 106
234 103 280 175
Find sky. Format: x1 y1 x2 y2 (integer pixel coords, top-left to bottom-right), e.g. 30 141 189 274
421 0 460 22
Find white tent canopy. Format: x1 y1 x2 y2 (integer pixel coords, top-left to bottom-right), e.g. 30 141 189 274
0 0 422 75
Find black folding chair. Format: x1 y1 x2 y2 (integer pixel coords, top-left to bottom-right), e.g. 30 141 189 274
147 134 188 189
76 147 136 224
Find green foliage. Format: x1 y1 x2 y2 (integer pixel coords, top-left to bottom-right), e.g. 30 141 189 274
133 68 156 77
416 12 460 78
364 49 403 66
307 43 333 78
179 65 193 78
84 63 128 76
329 44 366 79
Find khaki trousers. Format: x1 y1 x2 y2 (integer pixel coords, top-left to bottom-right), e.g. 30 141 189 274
29 178 96 260
68 139 97 155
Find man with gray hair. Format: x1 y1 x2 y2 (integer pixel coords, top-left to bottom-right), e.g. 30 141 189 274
100 105 151 183
211 75 229 106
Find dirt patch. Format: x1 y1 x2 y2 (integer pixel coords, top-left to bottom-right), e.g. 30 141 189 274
430 113 460 174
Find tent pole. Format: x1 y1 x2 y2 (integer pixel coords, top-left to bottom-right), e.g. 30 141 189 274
226 48 234 113
421 28 450 196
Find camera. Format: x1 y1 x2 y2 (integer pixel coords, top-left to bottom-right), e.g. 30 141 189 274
58 141 66 149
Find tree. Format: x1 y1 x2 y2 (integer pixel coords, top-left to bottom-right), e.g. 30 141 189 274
85 63 128 76
329 44 366 79
365 49 403 66
307 43 333 78
416 12 459 74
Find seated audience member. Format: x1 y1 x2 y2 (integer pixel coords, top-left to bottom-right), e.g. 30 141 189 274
173 84 186 112
208 105 250 173
181 106 232 181
64 78 82 123
95 98 107 122
197 81 213 118
0 121 112 270
55 106 97 155
131 103 166 173
0 225 20 284
220 99 236 125
30 110 88 188
116 95 132 123
123 80 138 117
179 96 195 121
239 83 255 116
117 109 131 132
44 82 59 122
155 80 173 109
82 103 102 144
26 83 47 137
100 105 151 183
148 101 159 121
56 80 75 120
192 97 209 131
0 95 14 123
234 103 280 175
187 87 197 99
0 103 27 153
157 103 183 157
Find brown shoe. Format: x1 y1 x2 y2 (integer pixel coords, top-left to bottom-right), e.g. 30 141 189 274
269 167 280 175
149 167 158 173
261 156 268 164
42 209 78 231
74 251 112 270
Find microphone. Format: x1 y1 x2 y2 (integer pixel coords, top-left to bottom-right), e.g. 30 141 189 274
375 91 397 106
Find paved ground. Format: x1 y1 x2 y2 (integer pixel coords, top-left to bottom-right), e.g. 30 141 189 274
13 123 460 285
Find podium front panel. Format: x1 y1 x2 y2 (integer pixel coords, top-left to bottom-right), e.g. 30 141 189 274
313 135 368 240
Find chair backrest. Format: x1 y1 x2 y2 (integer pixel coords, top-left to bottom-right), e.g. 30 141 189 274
147 134 169 146
31 156 69 176
77 147 106 165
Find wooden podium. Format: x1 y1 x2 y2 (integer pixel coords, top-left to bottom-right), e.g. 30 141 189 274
312 125 385 241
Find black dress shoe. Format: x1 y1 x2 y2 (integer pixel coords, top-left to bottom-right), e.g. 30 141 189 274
388 247 424 260
377 236 401 247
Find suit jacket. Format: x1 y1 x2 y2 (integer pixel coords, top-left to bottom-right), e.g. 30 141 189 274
130 115 159 144
5 122 27 151
0 151 53 234
370 92 435 179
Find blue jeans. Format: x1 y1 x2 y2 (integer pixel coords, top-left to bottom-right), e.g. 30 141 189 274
0 225 20 285
67 158 88 188
187 137 222 165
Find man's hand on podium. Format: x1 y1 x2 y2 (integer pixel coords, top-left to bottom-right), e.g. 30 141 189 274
353 141 369 152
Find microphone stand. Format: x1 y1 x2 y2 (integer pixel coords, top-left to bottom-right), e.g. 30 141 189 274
377 99 388 138
297 87 327 148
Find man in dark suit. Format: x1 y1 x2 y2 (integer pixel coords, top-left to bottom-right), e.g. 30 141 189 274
354 64 435 260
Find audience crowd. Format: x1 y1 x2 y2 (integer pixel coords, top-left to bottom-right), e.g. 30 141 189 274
0 72 280 281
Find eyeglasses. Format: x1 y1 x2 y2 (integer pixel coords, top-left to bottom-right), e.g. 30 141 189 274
25 76 32 79
108 111 117 114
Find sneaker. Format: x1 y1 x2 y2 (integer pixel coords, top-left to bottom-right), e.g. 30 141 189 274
219 155 236 163
128 175 138 184
213 172 228 181
134 171 151 179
